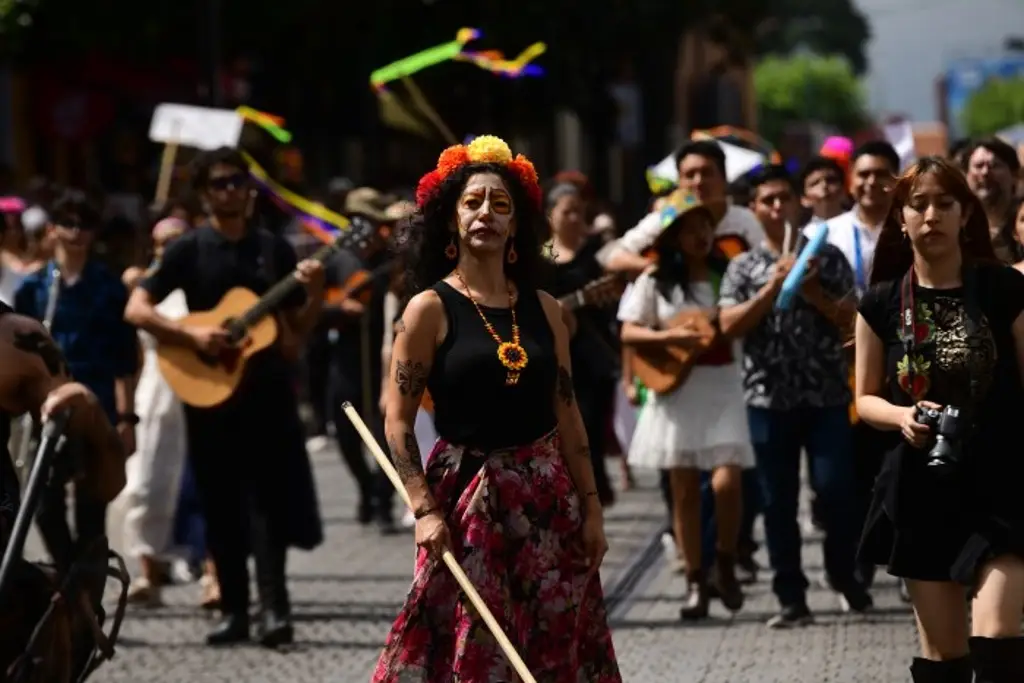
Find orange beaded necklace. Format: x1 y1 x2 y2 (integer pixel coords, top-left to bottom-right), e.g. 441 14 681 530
454 270 529 385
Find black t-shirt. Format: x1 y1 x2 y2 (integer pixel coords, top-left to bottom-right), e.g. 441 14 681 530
858 262 1024 468
324 247 389 378
548 237 619 385
140 224 305 391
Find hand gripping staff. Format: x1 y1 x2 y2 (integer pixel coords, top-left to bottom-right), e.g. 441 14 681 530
341 402 538 683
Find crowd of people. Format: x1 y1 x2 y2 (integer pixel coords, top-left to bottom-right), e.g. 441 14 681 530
1 130 1023 681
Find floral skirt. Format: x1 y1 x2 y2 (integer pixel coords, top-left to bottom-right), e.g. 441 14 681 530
372 430 621 683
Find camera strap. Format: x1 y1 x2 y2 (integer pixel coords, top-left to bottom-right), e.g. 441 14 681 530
898 265 981 403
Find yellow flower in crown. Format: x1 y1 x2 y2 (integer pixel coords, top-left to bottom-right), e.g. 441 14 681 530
466 135 514 164
417 134 544 210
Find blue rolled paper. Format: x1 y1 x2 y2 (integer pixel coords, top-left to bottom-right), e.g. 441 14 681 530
775 222 830 310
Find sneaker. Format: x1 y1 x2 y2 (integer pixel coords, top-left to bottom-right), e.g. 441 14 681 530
838 585 874 613
766 602 814 629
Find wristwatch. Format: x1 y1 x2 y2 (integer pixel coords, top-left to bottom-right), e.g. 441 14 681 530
117 413 140 426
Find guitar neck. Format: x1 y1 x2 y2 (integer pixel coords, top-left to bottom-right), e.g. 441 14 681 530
239 241 339 328
558 290 585 311
557 275 615 311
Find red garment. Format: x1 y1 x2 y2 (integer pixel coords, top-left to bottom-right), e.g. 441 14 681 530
373 432 621 683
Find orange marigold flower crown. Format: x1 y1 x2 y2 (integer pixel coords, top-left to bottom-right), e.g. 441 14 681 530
415 135 542 211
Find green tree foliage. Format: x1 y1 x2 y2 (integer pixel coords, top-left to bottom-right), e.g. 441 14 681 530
753 0 870 74
961 77 1024 137
754 54 869 145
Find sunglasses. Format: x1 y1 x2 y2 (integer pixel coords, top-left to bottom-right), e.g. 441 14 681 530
207 173 248 191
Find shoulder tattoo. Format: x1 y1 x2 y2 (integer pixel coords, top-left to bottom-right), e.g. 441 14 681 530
394 359 428 398
557 365 575 406
13 330 69 377
394 318 407 336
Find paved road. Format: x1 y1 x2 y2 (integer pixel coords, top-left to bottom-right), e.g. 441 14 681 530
26 444 920 682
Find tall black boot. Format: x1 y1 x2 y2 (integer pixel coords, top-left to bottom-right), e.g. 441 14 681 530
909 656 972 682
255 541 293 648
969 636 1024 682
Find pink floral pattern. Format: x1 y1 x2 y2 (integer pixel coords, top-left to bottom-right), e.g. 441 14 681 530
373 431 621 683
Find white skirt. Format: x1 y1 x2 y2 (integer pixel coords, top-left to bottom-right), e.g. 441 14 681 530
628 363 753 471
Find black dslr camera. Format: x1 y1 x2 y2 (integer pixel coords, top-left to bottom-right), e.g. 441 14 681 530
914 405 966 473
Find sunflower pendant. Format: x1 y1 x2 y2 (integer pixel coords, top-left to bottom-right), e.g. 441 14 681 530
497 342 529 385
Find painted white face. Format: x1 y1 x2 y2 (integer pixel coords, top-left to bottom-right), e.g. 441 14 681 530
455 172 515 253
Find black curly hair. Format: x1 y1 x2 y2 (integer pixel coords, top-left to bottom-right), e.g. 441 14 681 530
396 162 551 301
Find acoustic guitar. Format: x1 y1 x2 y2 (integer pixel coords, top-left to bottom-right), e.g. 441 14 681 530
157 221 375 408
557 274 625 311
630 308 729 395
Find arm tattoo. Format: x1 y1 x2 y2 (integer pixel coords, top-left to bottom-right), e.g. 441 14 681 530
395 359 428 397
574 445 591 462
394 319 407 336
388 431 424 481
13 330 69 377
556 365 575 406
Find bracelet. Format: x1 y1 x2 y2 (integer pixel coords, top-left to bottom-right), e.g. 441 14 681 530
414 506 439 520
584 491 600 498
117 413 140 426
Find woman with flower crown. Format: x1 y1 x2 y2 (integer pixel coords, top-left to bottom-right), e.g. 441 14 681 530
373 136 621 682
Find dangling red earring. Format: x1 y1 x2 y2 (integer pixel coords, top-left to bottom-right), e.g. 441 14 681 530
445 235 457 260
507 243 518 264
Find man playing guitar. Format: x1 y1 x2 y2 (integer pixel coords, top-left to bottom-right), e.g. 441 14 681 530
124 147 325 648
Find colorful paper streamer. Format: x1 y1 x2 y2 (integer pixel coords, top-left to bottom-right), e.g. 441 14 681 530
237 106 293 144
369 28 544 90
456 42 546 78
371 28 480 89
241 150 349 245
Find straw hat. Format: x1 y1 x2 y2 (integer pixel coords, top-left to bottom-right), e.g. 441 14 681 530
651 190 727 252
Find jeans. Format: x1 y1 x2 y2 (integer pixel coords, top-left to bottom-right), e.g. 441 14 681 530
748 405 859 606
700 469 761 570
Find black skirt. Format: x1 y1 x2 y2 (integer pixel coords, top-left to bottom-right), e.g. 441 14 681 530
859 441 1024 587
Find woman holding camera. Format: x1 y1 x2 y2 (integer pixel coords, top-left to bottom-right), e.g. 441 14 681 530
855 156 1024 682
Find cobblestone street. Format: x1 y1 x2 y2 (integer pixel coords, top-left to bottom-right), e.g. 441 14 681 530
26 445 921 682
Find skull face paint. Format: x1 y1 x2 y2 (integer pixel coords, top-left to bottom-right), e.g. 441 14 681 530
454 173 515 254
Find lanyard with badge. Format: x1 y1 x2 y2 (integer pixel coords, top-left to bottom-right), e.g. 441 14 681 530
852 225 866 296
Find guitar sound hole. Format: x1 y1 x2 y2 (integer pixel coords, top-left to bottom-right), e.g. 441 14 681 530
194 347 242 371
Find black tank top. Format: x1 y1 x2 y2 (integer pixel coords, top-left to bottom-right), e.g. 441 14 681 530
0 302 17 543
427 281 558 450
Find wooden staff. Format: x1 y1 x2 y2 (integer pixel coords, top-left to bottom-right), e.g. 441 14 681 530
341 402 536 683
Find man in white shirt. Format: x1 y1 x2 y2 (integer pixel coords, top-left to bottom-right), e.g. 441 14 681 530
804 141 899 296
598 140 764 274
802 141 899 591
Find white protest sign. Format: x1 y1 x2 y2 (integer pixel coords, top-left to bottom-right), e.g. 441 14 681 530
148 103 244 150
